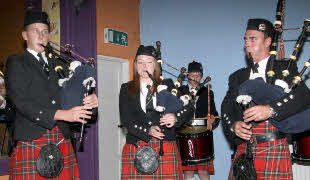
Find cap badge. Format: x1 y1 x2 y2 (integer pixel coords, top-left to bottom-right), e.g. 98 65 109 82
258 24 266 31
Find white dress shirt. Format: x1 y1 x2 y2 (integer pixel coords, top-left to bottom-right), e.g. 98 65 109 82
27 48 49 65
249 56 270 82
140 81 156 113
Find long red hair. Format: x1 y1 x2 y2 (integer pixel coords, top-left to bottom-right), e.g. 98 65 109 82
128 55 162 96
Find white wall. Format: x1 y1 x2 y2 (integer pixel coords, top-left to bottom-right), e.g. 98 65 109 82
140 0 310 179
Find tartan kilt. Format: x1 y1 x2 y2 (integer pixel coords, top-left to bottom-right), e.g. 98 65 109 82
182 160 214 174
121 138 183 180
9 126 80 180
228 138 292 180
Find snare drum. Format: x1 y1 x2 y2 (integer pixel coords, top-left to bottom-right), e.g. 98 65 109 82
292 130 310 161
176 126 214 165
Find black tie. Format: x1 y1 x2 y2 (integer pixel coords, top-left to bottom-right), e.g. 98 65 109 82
146 85 154 116
252 63 259 73
37 53 50 77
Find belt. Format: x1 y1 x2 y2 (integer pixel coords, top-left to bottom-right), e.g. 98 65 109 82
254 131 286 144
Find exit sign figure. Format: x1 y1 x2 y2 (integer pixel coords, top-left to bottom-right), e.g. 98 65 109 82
104 28 128 47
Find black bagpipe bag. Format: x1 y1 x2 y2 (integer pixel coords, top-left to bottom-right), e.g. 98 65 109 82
60 63 97 113
239 77 310 133
156 79 184 114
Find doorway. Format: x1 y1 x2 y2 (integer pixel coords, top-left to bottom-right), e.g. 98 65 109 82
97 55 129 180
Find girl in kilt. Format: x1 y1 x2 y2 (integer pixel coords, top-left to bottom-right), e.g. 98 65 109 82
119 45 194 179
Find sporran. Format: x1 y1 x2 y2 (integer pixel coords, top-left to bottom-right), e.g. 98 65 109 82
134 145 159 175
22 138 65 178
36 143 64 178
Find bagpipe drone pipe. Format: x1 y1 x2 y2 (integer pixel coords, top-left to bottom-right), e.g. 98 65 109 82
237 18 310 134
152 41 190 115
42 42 97 151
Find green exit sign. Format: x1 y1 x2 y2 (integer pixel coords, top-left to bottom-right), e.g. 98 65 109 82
104 28 128 47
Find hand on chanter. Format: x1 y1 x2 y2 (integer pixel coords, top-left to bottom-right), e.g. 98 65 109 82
149 126 165 140
243 105 271 123
233 121 252 141
160 113 177 128
55 105 93 124
83 93 99 109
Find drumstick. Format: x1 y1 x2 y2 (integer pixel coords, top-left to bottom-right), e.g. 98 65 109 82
207 83 212 130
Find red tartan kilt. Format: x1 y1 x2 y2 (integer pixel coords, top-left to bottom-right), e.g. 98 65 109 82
228 138 292 180
182 160 214 174
121 138 183 180
9 126 80 180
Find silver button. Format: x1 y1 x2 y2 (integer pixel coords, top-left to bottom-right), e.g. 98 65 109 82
148 121 152 125
227 121 231 124
177 113 180 117
36 117 40 121
277 102 282 106
134 125 138 128
283 98 288 103
289 94 294 99
184 109 187 112
39 111 43 114
144 129 147 132
226 117 229 120
224 113 227 118
139 126 142 130
180 110 183 113
52 100 56 104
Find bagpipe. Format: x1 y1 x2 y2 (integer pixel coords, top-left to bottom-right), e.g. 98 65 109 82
41 41 96 152
148 41 194 115
236 0 310 134
154 41 214 108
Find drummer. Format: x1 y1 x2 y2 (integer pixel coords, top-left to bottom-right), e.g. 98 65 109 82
178 61 219 180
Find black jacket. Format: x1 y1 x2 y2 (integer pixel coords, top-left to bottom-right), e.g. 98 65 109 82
221 58 310 147
5 51 73 141
178 85 219 129
119 81 195 144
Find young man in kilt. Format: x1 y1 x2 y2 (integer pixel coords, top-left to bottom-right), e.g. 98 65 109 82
5 11 98 179
221 18 310 179
119 45 195 179
178 61 219 180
